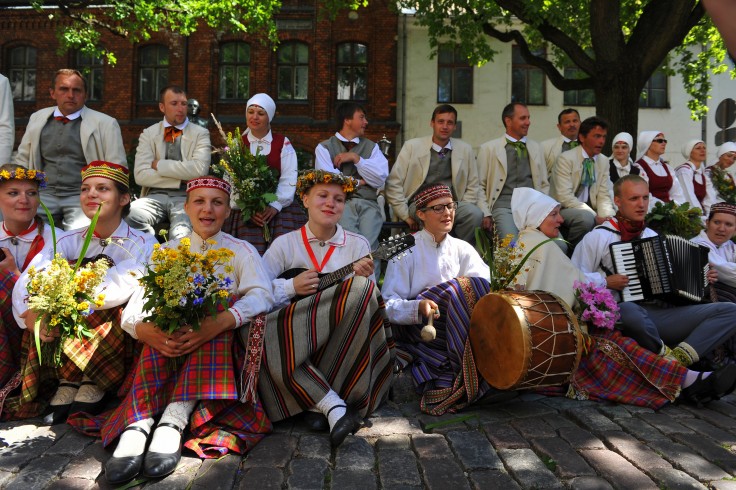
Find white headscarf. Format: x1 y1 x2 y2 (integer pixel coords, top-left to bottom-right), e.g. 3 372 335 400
612 132 633 150
637 130 662 160
718 142 736 158
246 93 276 122
511 187 560 231
681 139 704 160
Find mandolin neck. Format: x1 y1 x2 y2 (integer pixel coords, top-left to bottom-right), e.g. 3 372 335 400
317 253 370 290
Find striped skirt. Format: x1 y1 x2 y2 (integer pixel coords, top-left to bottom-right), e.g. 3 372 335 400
222 202 307 255
257 275 395 422
69 329 272 458
0 271 24 390
1 307 134 420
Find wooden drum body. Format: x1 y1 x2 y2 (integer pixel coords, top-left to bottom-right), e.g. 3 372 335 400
469 290 583 390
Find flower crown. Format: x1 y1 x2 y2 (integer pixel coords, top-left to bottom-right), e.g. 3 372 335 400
0 167 47 189
296 169 358 198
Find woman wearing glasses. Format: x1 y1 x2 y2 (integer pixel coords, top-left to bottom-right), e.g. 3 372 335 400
635 131 687 211
382 183 494 414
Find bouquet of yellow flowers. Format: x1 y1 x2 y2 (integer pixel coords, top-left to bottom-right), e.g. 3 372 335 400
709 165 736 204
139 238 236 334
211 116 279 242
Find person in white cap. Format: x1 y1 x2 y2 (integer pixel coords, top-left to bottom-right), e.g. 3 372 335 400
675 139 716 217
128 85 211 239
635 130 686 211
222 93 305 255
714 142 736 179
608 132 646 184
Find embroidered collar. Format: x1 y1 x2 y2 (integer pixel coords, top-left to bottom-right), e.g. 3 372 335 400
304 224 346 247
245 128 273 145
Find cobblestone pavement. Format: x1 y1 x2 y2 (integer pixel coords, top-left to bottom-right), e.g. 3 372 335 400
4 376 736 489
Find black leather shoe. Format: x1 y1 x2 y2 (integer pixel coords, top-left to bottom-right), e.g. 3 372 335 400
143 422 183 478
42 403 72 426
68 396 108 418
329 406 361 448
683 364 736 406
303 411 329 431
105 426 150 485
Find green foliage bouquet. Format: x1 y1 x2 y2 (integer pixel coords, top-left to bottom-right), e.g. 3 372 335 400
645 201 703 238
708 165 736 204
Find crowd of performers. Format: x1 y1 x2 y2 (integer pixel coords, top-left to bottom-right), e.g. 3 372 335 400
3 93 736 486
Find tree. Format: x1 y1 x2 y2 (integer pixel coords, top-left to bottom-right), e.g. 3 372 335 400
404 0 733 147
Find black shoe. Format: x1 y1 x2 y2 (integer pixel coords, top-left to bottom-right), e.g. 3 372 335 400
105 426 150 485
69 393 108 417
683 364 736 406
143 422 183 478
329 406 361 448
42 403 72 426
303 411 329 431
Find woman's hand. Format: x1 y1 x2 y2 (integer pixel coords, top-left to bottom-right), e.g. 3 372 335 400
707 265 718 284
135 321 187 357
251 207 278 227
352 257 374 278
293 269 320 296
418 299 439 321
0 248 19 276
175 312 236 355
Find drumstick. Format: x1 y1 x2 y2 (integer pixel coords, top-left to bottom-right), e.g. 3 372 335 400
421 309 437 342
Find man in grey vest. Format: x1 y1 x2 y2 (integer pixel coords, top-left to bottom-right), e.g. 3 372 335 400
315 102 388 260
14 69 126 229
128 85 211 239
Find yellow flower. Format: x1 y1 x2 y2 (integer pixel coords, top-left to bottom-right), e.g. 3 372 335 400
14 168 25 179
0 170 10 179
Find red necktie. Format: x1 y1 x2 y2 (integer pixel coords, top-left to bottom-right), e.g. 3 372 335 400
54 116 71 124
164 126 183 143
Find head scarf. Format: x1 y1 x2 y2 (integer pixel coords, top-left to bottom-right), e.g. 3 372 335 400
246 93 276 122
717 142 736 158
511 187 560 231
81 161 129 188
681 139 704 161
186 176 232 195
413 184 453 210
612 132 633 151
637 130 663 160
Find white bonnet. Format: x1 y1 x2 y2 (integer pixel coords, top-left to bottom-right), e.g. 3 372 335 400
511 187 560 231
246 93 276 122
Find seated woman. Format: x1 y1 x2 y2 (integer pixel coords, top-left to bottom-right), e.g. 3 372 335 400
714 142 736 177
513 187 736 407
635 131 686 211
691 203 736 301
609 132 645 184
222 93 307 254
675 139 716 217
100 176 275 485
382 183 494 414
0 165 58 395
7 162 156 423
258 169 395 448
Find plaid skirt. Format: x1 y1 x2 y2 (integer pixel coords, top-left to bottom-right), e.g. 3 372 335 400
538 329 686 409
393 277 493 415
257 275 395 422
221 202 307 255
69 329 272 458
0 271 24 389
1 307 134 420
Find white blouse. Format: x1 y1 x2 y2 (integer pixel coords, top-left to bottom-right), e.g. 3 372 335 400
0 220 59 274
242 128 298 212
691 230 736 288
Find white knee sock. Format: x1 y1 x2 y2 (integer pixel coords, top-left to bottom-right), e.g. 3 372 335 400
112 418 154 458
148 400 196 454
315 390 346 430
50 379 79 406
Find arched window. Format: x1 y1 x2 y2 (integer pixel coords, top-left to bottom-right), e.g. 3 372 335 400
9 46 37 101
219 42 250 100
139 45 169 102
336 42 367 101
75 51 104 101
277 42 309 101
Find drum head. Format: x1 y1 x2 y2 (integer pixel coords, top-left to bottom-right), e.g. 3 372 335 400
469 293 529 389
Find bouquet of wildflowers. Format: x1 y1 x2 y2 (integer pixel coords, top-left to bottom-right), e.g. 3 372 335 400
573 280 620 330
708 165 736 204
211 115 279 241
139 237 235 334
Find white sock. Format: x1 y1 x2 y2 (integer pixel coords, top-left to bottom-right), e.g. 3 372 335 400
50 380 79 406
112 418 154 458
74 376 105 403
148 400 196 454
315 390 346 430
683 369 711 388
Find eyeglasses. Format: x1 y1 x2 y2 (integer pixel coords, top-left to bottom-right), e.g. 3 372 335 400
421 201 458 214
653 138 668 144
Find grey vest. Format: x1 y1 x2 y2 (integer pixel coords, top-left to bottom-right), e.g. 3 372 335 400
319 136 378 201
165 135 184 162
494 144 533 210
423 149 453 189
40 117 86 197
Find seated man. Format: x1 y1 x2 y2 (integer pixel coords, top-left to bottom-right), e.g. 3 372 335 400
128 85 211 239
541 108 581 176
691 202 736 300
550 116 615 248
572 174 736 367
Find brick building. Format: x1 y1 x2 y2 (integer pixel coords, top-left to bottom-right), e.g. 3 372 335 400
0 0 400 166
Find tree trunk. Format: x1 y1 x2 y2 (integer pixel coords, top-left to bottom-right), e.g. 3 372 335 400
594 72 644 156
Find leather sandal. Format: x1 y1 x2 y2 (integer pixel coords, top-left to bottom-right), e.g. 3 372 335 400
143 422 184 478
105 426 150 485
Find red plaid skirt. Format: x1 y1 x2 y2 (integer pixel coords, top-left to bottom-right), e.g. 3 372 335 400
0 271 24 388
69 329 271 458
221 202 307 255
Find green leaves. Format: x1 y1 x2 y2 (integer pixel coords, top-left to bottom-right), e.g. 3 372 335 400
645 200 703 239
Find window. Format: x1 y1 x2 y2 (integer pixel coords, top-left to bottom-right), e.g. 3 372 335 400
219 42 250 100
511 45 546 105
277 42 309 101
336 42 367 101
9 46 36 101
563 67 595 106
138 45 169 102
437 44 473 104
75 51 104 101
640 69 668 108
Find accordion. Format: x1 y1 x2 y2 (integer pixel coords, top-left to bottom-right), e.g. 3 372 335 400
609 235 710 304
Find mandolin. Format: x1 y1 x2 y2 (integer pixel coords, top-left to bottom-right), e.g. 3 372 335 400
279 233 415 298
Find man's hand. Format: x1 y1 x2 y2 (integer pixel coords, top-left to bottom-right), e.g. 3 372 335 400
405 217 419 232
707 265 719 284
333 152 359 168
594 215 608 225
482 216 494 231
151 159 159 170
606 274 629 291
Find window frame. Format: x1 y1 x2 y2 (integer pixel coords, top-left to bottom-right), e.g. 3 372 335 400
276 41 309 102
639 68 669 109
75 51 104 102
219 41 251 101
436 43 473 104
138 44 169 103
8 45 37 102
335 42 368 101
511 45 547 106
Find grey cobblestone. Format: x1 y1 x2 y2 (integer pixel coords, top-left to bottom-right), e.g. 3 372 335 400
565 408 621 435
637 412 696 435
599 430 672 472
296 434 331 461
189 455 240 490
334 437 374 471
238 466 284 490
498 448 563 489
412 433 454 459
468 470 521 490
568 476 614 490
647 440 730 481
678 418 736 446
558 426 605 449
510 416 556 439
332 469 377 490
446 430 502 471
482 423 529 449
242 433 297 469
378 449 421 487
647 467 707 489
45 478 98 489
615 416 670 443
376 434 411 451
530 437 595 478
4 454 70 490
418 455 469 490
672 431 736 474
288 458 329 490
579 449 658 489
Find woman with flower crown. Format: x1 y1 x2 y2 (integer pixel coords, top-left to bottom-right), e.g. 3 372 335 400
256 169 395 449
0 164 58 396
6 161 157 423
98 176 274 485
